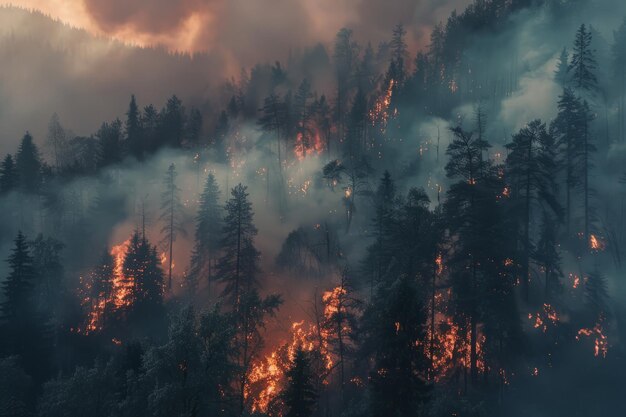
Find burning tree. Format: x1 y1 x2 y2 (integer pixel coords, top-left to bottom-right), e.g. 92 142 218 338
280 348 318 417
360 274 430 417
235 290 282 414
160 163 184 290
320 268 362 409
445 125 520 385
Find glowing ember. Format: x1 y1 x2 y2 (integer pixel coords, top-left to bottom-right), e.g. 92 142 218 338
589 234 605 251
369 79 396 132
576 320 608 358
427 316 486 381
294 129 324 160
527 303 560 333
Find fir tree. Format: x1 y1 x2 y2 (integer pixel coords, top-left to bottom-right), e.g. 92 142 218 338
360 274 431 417
15 132 42 194
281 348 318 417
568 24 598 93
321 267 362 408
555 47 570 87
160 163 184 290
189 173 222 295
216 184 260 307
505 120 562 301
125 95 142 160
0 231 50 381
0 154 18 195
97 120 124 168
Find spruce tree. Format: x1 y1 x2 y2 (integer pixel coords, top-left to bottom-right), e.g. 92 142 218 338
160 163 184 290
97 120 124 168
189 173 222 295
281 348 318 417
612 18 626 142
0 154 18 195
505 120 561 301
363 171 397 295
15 132 42 194
360 274 430 417
121 231 165 336
216 184 260 307
568 24 598 94
554 47 570 87
125 95 143 160
0 231 50 381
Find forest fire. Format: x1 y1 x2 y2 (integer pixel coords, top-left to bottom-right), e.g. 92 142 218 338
577 320 609 358
369 79 396 131
589 234 606 251
246 286 342 414
294 130 324 160
528 303 560 333
428 316 486 381
81 239 132 334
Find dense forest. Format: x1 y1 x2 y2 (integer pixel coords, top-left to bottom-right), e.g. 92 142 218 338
1 0 626 416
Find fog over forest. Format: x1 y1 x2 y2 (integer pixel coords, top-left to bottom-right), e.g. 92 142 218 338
1 1 626 416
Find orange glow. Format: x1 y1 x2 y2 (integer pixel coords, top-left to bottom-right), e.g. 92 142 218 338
527 303 560 333
294 129 324 160
369 79 396 132
577 320 608 358
427 316 486 381
81 239 132 334
589 234 605 251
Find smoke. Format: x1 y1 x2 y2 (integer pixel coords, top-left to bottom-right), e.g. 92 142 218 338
9 0 473 62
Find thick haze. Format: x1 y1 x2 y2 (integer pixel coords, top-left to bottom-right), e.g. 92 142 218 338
8 0 472 58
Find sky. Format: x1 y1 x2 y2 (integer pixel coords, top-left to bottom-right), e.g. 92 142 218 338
5 0 472 61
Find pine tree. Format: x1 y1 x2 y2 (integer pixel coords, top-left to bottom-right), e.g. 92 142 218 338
160 95 186 148
612 18 626 142
389 23 408 84
121 231 165 335
334 28 359 141
552 88 585 236
213 110 230 162
294 79 314 156
97 120 124 168
568 24 598 94
555 48 570 87
160 163 184 290
281 348 318 417
363 171 397 295
15 132 42 194
444 125 517 384
0 231 50 381
29 234 65 316
46 113 67 170
534 211 562 300
505 120 562 301
189 173 222 295
321 267 361 408
1 232 36 320
0 154 18 195
125 95 143 160
360 274 430 417
233 289 282 414
186 108 203 148
258 92 287 177
216 184 260 307
142 104 160 154
584 265 609 321
90 249 116 328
